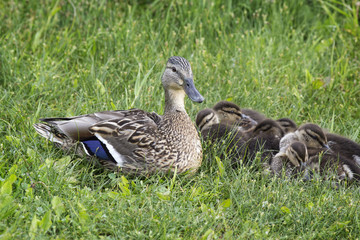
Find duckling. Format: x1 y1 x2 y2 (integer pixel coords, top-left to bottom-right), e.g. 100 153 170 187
195 108 245 144
306 147 360 182
236 118 257 133
270 141 308 178
34 56 204 175
279 123 329 153
276 118 297 134
325 133 360 165
213 101 248 123
241 108 267 123
195 108 220 132
212 101 257 131
238 119 285 165
213 101 267 124
195 108 247 162
196 110 285 166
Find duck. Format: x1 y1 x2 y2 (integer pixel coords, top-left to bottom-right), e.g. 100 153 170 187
34 56 205 175
305 147 360 182
270 141 308 178
279 123 329 153
325 133 360 165
276 118 297 134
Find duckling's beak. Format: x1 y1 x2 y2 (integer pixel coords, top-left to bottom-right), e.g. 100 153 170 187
323 144 330 150
242 114 258 125
183 78 205 103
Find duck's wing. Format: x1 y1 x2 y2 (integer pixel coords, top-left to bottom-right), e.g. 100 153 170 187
34 109 161 143
88 112 164 171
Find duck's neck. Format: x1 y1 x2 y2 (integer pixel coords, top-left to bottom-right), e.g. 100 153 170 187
164 88 186 114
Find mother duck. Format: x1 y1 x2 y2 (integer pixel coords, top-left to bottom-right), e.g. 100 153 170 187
34 56 204 175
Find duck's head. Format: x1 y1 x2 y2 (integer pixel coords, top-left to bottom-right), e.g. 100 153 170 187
196 108 219 131
295 123 329 149
252 119 285 140
276 118 298 133
213 101 244 124
162 56 204 105
286 141 308 168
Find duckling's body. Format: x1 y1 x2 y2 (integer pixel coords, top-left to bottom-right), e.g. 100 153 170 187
233 119 284 166
196 109 284 166
34 56 204 175
270 141 308 178
306 147 360 182
196 108 247 163
326 133 360 165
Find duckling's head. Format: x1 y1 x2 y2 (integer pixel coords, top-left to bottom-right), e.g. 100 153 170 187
237 118 257 131
213 101 243 124
252 119 285 140
286 141 308 167
162 56 204 105
296 123 328 149
196 108 219 131
276 118 298 133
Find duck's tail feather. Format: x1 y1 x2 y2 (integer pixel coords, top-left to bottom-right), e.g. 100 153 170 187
33 122 76 150
34 123 119 166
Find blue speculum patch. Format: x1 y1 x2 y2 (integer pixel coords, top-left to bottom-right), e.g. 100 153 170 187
82 139 110 160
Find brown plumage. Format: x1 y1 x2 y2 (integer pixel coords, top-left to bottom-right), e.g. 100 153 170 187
212 101 258 132
326 133 360 165
270 141 308 178
34 56 204 175
196 108 247 163
241 108 267 123
242 119 285 164
212 101 245 124
306 147 360 182
279 123 329 153
276 118 297 133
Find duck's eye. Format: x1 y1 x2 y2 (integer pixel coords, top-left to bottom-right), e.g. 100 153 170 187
205 119 210 123
172 68 177 72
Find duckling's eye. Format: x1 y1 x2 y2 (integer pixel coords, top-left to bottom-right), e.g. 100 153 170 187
172 67 177 73
205 119 210 123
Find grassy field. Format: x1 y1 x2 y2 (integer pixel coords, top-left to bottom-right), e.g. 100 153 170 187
1 0 360 238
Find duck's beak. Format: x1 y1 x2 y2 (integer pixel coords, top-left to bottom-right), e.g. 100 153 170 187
183 78 205 103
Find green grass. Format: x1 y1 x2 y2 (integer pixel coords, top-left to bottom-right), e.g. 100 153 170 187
1 0 360 238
